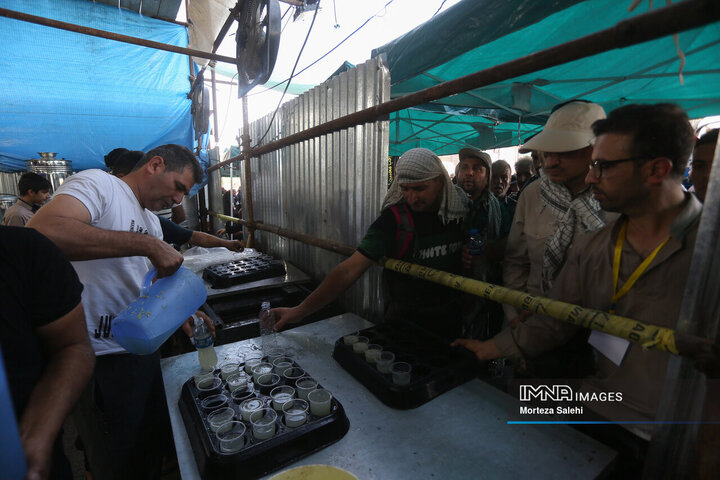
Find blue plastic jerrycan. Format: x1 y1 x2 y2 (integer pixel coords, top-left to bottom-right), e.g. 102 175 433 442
111 266 207 355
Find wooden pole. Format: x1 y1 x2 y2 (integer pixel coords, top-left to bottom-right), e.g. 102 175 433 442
241 97 255 248
0 7 236 64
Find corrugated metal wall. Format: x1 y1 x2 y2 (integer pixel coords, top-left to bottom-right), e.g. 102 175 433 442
0 172 22 195
243 57 390 321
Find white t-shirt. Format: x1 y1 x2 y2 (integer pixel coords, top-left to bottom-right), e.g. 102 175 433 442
55 169 162 355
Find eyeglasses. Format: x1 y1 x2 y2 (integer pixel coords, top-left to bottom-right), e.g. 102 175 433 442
588 156 649 179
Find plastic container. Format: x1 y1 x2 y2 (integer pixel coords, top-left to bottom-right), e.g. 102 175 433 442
268 465 358 480
111 266 207 355
259 301 276 354
467 228 486 280
332 322 479 409
179 358 349 479
203 255 286 288
194 316 218 371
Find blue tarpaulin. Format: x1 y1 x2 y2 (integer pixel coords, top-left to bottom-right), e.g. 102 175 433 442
0 0 194 172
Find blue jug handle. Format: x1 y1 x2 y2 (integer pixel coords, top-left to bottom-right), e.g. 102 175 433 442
141 268 158 294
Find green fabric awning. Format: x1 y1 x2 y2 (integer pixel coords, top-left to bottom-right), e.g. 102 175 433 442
373 0 720 156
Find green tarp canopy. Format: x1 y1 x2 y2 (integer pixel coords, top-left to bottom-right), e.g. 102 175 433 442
372 0 720 156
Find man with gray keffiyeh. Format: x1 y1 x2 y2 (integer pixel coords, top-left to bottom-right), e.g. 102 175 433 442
272 148 470 339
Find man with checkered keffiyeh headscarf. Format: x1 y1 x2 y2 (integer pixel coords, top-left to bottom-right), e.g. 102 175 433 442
382 148 468 222
272 148 469 339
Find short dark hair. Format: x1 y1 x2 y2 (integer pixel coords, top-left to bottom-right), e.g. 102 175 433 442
112 150 144 176
133 144 203 184
696 128 719 150
592 103 695 177
18 172 51 195
104 148 129 169
492 160 511 173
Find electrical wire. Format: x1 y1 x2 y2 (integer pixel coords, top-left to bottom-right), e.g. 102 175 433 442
255 1 322 145
432 0 447 17
281 5 294 34
218 72 240 142
332 0 340 28
248 0 397 97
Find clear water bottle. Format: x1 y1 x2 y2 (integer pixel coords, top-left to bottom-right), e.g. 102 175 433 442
193 315 217 372
467 228 486 280
259 301 276 354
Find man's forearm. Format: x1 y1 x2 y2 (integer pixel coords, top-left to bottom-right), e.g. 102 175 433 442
295 253 371 318
190 231 225 248
19 342 95 462
29 215 163 261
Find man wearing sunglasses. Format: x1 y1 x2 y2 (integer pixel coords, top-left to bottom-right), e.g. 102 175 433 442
454 103 702 476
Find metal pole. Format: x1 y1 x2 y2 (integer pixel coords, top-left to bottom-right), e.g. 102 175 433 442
642 137 720 478
209 210 708 358
0 7 236 65
212 213 356 257
208 0 720 172
241 96 255 248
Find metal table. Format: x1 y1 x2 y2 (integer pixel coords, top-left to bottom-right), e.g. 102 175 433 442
161 314 616 479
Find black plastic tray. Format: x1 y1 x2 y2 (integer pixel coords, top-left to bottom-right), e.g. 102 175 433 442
332 323 479 409
179 359 350 479
203 255 286 289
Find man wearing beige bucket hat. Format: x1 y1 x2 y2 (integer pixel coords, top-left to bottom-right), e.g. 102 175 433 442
273 148 469 339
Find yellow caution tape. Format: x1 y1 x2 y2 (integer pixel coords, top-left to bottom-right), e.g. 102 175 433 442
382 258 679 355
214 213 241 223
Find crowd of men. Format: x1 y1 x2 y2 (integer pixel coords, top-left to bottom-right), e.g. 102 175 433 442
0 100 717 479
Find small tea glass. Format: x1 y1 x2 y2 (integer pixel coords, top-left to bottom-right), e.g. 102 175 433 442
216 421 246 453
295 377 318 401
219 362 240 380
391 362 412 386
250 408 277 440
352 336 369 353
307 389 333 417
194 371 216 389
270 385 296 410
200 394 228 412
226 373 248 393
376 351 395 374
230 386 254 404
196 376 222 397
272 356 293 375
240 397 264 421
364 344 382 364
343 331 359 345
244 355 263 374
251 363 274 383
207 407 234 433
282 367 305 384
256 373 281 391
282 399 309 427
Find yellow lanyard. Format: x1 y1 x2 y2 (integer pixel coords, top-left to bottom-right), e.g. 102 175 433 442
611 221 670 314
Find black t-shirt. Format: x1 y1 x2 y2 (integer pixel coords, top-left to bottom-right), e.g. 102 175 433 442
158 215 193 245
357 207 465 339
0 226 84 417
